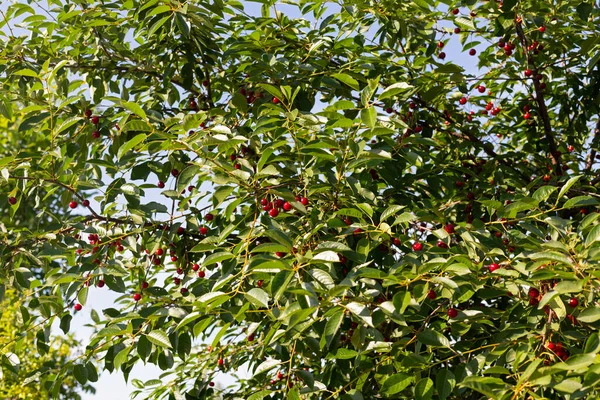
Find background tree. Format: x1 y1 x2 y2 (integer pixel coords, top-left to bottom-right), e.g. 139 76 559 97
1 0 600 399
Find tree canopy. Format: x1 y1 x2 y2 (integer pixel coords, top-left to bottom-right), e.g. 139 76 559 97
1 0 600 399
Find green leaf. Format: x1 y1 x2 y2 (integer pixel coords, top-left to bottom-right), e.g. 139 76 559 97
360 106 377 129
532 185 557 202
332 73 360 90
254 359 280 376
585 224 600 247
326 348 357 359
245 288 269 308
204 252 235 266
436 369 455 400
459 376 508 399
73 364 88 385
320 306 343 350
578 308 600 323
379 82 413 100
122 102 147 120
346 302 373 327
382 374 413 395
117 133 146 161
146 330 172 348
77 287 88 306
380 205 405 222
416 329 450 348
415 377 434 400
555 175 582 205
554 280 583 294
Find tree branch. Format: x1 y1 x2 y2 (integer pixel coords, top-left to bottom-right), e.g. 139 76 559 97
514 19 562 175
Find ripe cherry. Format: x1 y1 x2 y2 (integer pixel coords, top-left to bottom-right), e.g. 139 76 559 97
524 112 531 120
205 214 214 221
273 97 280 104
447 308 458 318
528 288 540 298
92 130 101 139
283 202 292 211
180 288 188 295
568 298 578 307
8 196 17 205
199 226 209 235
539 26 546 33
269 208 279 218
469 49 476 56
300 197 309 206
257 280 263 288
438 52 446 59
459 97 467 105
454 27 461 34
452 8 459 14
155 248 164 256
393 238 401 246
218 358 224 366
489 263 500 272
412 242 423 252
525 69 532 77
82 200 90 207
97 280 105 288
436 240 448 249
91 115 100 124
74 303 82 311
477 85 486 93
141 281 149 289
69 201 78 209
444 224 455 234
427 290 437 300
198 270 206 278
133 293 142 301
192 263 200 271
157 181 165 188
171 169 179 177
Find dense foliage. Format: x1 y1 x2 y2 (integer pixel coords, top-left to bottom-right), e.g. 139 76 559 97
1 0 600 398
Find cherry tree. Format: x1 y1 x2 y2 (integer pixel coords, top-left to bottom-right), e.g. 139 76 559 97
1 0 600 398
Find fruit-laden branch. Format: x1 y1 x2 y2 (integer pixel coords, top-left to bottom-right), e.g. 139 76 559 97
514 19 562 175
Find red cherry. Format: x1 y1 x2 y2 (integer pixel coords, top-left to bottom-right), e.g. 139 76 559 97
8 196 17 205
444 224 455 234
525 69 533 77
385 107 394 114
97 280 105 288
269 208 279 217
205 214 214 221
547 342 556 351
74 303 82 311
218 358 224 366
489 263 500 272
257 280 263 288
81 200 90 207
133 293 142 301
539 26 546 33
177 226 185 235
436 240 448 249
91 115 100 124
91 130 101 139
155 248 164 256
277 371 284 380
393 238 401 246
427 290 437 300
437 41 444 48
452 8 459 14
248 334 255 341
198 270 206 278
283 202 292 211
528 288 540 298
447 308 458 318
84 109 92 118
412 242 423 252
459 97 467 105
141 281 149 289
234 163 241 169
454 27 461 34
524 112 531 120
171 169 179 177
469 49 476 56
568 145 574 153
438 52 446 59
300 197 309 206
157 181 165 188
69 201 78 209
477 85 486 93
180 287 188 295
273 97 280 104
568 298 578 307
199 226 209 235
173 277 181 285
275 252 286 258
192 263 200 271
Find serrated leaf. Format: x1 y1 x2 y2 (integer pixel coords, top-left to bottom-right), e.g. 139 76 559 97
415 377 434 400
146 330 172 348
309 269 335 289
585 224 600 247
555 175 582 205
332 73 359 90
321 306 343 350
360 106 376 129
380 205 405 222
254 359 280 376
532 185 557 202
